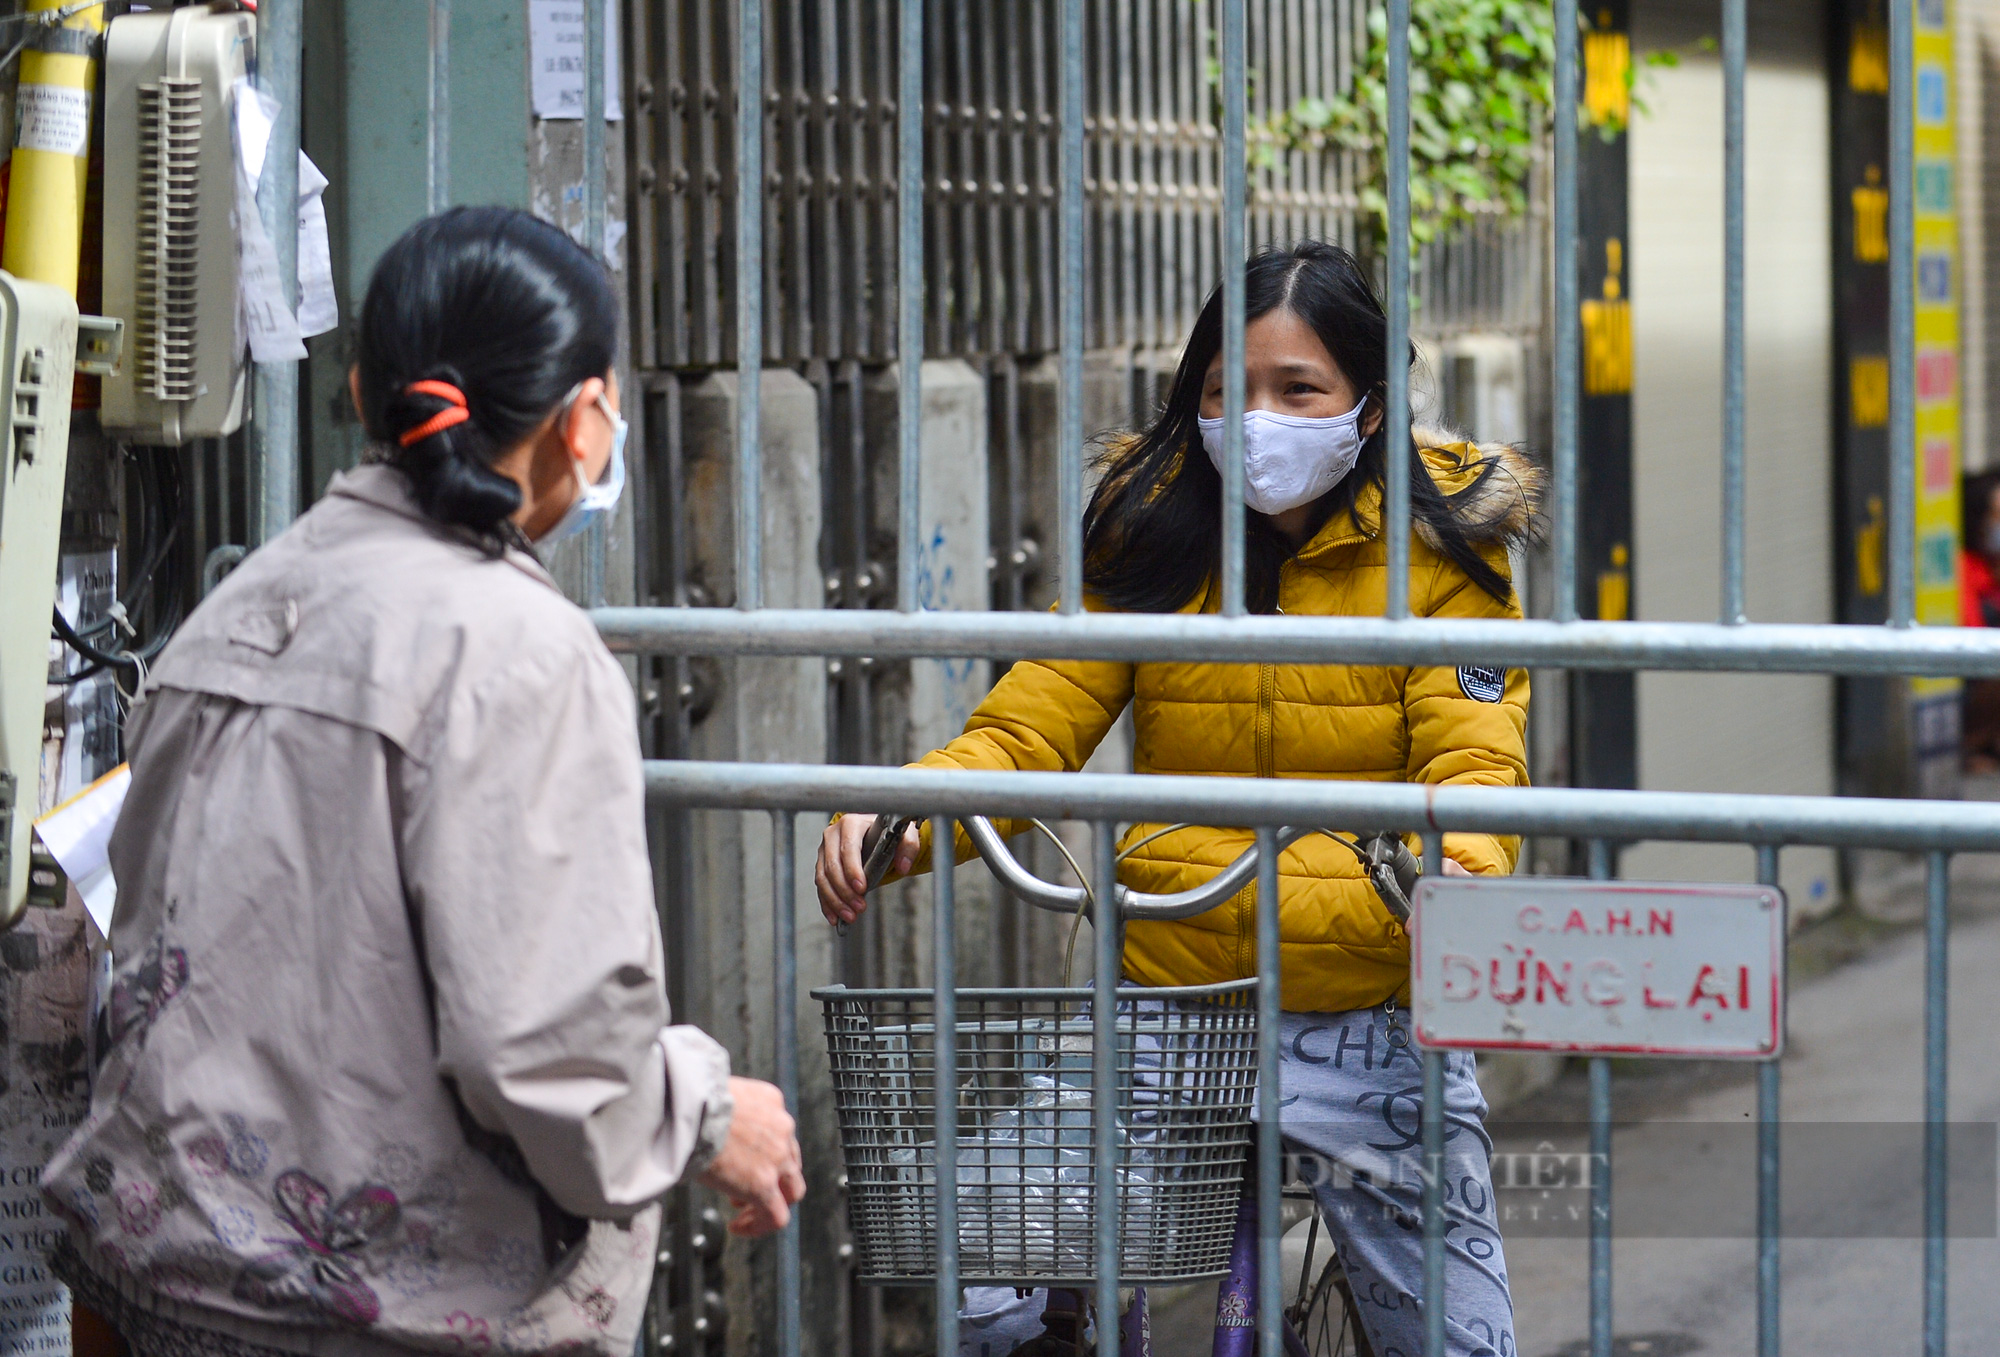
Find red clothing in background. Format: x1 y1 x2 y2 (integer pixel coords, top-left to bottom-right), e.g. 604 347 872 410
1963 549 2000 627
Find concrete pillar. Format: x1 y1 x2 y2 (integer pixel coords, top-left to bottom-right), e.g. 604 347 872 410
677 368 842 1357
1014 351 1137 613
862 360 1000 988
1002 354 1139 985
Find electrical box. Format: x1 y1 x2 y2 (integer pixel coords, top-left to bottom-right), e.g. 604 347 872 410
1439 333 1527 447
0 271 82 930
101 2 254 445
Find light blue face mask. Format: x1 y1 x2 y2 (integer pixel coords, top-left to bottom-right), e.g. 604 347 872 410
539 386 628 544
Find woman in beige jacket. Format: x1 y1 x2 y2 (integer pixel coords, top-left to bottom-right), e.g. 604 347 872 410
43 208 803 1357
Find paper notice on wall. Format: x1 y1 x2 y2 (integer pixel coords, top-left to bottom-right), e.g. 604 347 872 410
36 765 130 938
0 888 93 1357
15 83 90 157
226 83 335 353
53 551 120 807
530 0 622 120
231 81 306 363
296 151 337 338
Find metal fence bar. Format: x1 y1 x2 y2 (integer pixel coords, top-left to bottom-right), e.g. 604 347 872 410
592 606 2000 677
252 0 302 545
771 810 800 1357
1586 838 1613 1357
1888 0 1915 627
1383 0 1411 621
1551 0 1579 623
427 0 451 213
1059 0 1085 615
1094 822 1124 1355
897 0 924 612
1420 831 1446 1357
1420 1044 1445 1357
1587 1054 1611 1357
1756 843 1781 1357
932 815 960 1357
1924 848 1950 1356
1254 826 1283 1357
1220 0 1248 618
1720 0 1746 626
585 0 609 607
735 0 764 610
639 760 2000 853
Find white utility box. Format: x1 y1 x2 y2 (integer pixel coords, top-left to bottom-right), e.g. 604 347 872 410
101 2 254 444
0 272 82 929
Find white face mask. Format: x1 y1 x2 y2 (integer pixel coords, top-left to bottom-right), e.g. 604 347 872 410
539 388 629 544
1197 396 1369 516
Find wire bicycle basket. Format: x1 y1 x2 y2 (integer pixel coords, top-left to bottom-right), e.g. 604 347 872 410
814 978 1259 1286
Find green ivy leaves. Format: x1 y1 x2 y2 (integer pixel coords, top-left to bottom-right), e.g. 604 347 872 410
1251 0 1555 248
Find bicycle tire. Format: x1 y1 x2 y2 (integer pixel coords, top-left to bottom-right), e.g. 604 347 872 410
1286 1255 1375 1357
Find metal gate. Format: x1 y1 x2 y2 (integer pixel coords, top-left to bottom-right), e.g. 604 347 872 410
586 2 1989 1356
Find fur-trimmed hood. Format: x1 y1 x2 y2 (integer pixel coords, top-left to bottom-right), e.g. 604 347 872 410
1326 425 1543 555
1413 426 1543 544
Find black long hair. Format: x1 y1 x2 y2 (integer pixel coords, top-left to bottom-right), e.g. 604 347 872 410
356 206 617 551
1082 241 1517 613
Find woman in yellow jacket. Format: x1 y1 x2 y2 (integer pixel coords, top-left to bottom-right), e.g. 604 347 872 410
817 241 1536 1357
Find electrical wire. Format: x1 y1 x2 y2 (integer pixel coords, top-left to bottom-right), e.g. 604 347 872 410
52 602 132 670
1018 818 1098 991
51 444 189 686
0 1 109 26
0 1 107 72
1016 819 1198 989
1117 821 1192 863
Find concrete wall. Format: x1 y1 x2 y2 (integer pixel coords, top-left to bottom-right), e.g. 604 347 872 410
305 0 536 495
303 0 637 611
679 369 843 1357
861 361 1002 990
1623 0 1841 918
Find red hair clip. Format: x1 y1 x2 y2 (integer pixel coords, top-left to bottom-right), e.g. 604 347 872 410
399 381 471 447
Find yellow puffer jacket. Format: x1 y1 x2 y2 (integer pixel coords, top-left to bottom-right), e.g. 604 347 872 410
907 435 1538 1013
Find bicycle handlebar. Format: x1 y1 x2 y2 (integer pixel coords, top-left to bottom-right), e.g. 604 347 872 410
960 814 1313 920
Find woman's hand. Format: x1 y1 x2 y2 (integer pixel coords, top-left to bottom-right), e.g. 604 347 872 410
699 1077 806 1237
815 815 920 926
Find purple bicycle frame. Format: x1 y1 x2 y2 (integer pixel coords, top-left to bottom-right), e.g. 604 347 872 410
1212 1179 1312 1357
1035 1178 1311 1357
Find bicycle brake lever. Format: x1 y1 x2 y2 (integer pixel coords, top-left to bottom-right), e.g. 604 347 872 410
860 814 919 892
1350 831 1418 923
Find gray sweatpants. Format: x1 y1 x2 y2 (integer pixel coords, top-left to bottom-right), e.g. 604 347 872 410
1278 1004 1514 1357
961 1002 1515 1357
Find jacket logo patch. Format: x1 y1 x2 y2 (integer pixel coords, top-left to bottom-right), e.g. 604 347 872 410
1458 665 1506 703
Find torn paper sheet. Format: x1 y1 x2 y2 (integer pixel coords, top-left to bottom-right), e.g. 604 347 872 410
232 80 307 362
530 0 623 120
34 763 131 939
297 150 337 337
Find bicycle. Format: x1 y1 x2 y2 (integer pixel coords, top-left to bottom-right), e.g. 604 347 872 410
815 815 1423 1357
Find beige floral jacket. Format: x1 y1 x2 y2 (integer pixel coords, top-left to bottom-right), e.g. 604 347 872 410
43 465 731 1356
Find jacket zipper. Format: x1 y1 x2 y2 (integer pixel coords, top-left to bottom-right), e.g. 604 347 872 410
1255 663 1275 778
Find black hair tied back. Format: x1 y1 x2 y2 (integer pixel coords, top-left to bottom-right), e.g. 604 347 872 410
356 206 617 551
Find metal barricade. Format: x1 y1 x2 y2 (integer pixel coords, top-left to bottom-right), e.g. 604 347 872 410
578 3 1969 1356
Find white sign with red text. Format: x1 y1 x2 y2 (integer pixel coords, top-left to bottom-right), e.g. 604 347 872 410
1410 877 1785 1058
